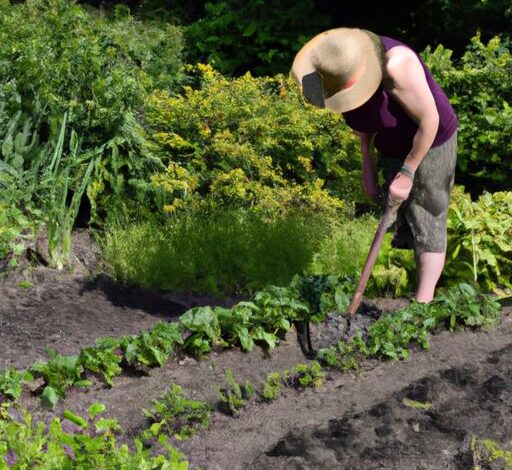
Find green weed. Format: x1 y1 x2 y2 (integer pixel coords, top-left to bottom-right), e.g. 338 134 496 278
142 384 212 441
216 370 255 416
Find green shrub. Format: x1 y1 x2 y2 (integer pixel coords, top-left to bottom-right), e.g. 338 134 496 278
422 34 512 194
0 0 186 228
102 207 331 295
367 190 512 296
143 65 362 216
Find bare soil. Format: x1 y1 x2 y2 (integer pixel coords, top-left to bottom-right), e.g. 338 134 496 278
1 236 511 470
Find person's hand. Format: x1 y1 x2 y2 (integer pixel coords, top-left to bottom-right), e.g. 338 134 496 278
388 172 413 203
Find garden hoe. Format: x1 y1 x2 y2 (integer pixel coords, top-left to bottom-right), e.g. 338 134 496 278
296 198 401 358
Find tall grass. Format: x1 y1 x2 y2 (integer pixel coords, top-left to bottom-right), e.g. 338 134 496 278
308 214 378 279
102 208 332 295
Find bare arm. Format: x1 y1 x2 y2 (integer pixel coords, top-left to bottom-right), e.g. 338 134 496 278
354 131 378 200
385 46 440 172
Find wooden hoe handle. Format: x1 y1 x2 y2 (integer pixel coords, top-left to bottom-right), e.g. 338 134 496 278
347 200 401 317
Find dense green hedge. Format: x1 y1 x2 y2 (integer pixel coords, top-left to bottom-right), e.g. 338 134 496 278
422 34 512 195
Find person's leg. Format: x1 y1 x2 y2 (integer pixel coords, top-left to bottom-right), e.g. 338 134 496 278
415 252 446 302
405 132 457 302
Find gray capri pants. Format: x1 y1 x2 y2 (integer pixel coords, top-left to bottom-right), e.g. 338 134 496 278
379 131 457 255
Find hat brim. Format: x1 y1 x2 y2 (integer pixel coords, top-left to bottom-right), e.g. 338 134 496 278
291 28 383 114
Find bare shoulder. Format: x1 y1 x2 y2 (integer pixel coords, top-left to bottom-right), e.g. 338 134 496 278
384 46 426 89
385 46 422 76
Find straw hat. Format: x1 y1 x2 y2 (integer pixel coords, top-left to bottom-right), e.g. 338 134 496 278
290 28 384 113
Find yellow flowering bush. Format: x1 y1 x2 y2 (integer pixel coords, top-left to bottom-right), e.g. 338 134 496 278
144 65 362 216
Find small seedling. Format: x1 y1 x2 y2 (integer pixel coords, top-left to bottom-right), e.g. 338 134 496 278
402 398 432 411
262 372 283 401
216 369 255 416
290 361 325 389
142 384 212 441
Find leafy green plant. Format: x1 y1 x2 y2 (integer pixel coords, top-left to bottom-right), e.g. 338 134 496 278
317 334 369 371
29 349 91 408
121 322 183 369
261 361 325 401
444 189 512 292
216 369 255 416
0 369 32 401
0 402 190 469
289 361 325 389
44 114 97 269
78 344 123 388
262 372 283 401
180 307 221 356
436 283 502 329
471 436 512 470
291 274 355 323
216 302 277 352
142 384 212 441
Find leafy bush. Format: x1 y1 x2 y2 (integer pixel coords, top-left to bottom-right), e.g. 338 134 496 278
102 207 331 295
143 65 362 215
368 190 512 296
422 34 512 194
0 0 186 229
444 189 512 291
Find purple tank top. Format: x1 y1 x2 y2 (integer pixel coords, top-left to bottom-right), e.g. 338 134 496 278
343 36 457 159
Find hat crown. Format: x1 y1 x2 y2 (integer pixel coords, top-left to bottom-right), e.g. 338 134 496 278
310 31 363 86
291 28 383 113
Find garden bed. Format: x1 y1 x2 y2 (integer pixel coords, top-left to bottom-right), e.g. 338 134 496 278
1 261 511 469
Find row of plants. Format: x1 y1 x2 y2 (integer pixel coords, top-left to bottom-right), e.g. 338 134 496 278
318 283 501 367
0 356 328 469
0 276 502 410
0 278 503 467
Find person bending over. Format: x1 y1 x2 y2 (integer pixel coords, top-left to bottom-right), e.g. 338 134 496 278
291 28 458 302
